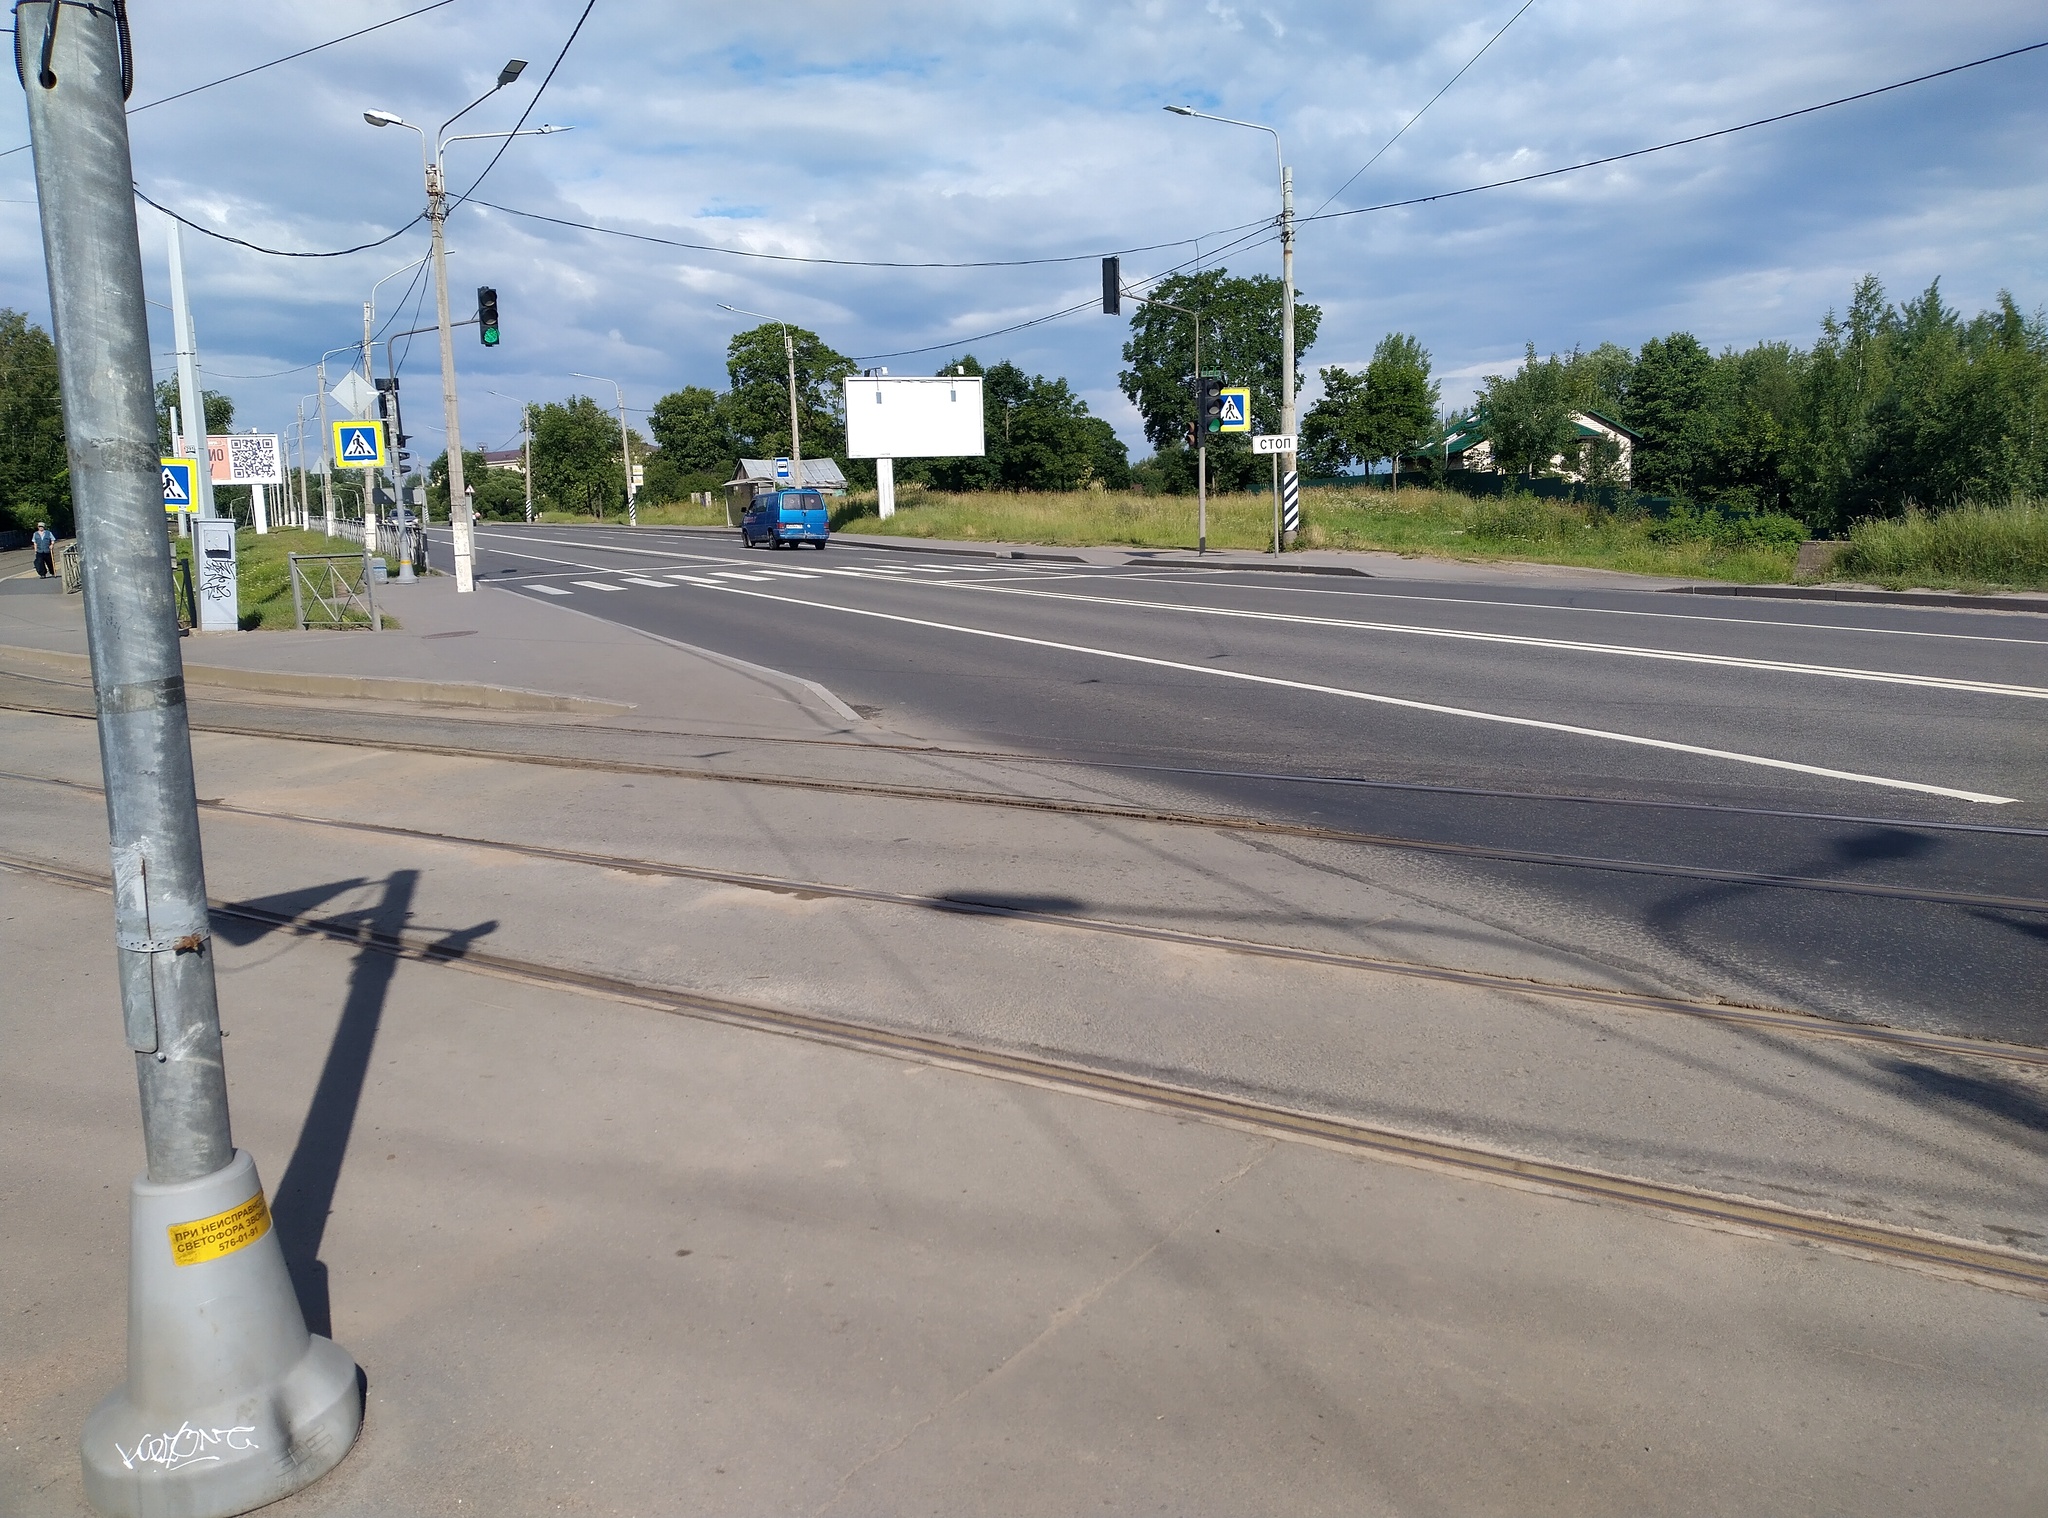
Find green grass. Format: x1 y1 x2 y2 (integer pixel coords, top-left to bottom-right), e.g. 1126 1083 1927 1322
524 501 729 528
831 485 1804 583
175 527 397 630
1834 500 2048 592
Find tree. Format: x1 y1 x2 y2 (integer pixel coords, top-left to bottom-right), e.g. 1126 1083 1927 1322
1118 267 1322 492
427 448 526 518
722 323 854 462
532 395 624 516
1625 333 1714 495
647 385 736 479
1475 345 1579 477
0 310 68 534
907 354 1128 492
153 379 234 455
1301 333 1440 480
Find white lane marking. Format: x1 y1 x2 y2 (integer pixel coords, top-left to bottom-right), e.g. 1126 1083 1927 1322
665 574 725 586
571 580 623 592
528 585 571 596
753 570 819 579
621 576 674 587
1079 570 2048 647
681 581 2017 804
905 581 2048 701
711 572 777 582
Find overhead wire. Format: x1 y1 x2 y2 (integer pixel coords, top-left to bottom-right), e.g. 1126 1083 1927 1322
1300 38 2048 227
0 1 458 160
446 0 597 208
1308 0 1537 219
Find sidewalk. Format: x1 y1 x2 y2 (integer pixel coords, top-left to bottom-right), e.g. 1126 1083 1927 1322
6 861 2043 1517
0 566 858 738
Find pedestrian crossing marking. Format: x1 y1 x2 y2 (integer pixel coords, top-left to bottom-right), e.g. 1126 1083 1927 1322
713 572 777 582
753 570 818 579
530 585 571 596
665 575 724 585
621 576 673 587
571 580 624 591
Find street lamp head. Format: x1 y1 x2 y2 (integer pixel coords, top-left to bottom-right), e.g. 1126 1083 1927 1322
497 59 528 88
363 110 405 128
1164 104 1195 116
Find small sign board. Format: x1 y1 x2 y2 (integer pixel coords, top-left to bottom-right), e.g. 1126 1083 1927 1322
332 420 387 470
773 457 792 482
208 434 282 485
161 457 197 513
1216 388 1251 433
1252 434 1297 455
327 370 378 420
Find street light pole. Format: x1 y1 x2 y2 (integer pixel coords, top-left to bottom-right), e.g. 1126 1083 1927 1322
573 373 637 525
1166 105 1299 544
366 66 559 591
19 6 361 1508
720 304 805 491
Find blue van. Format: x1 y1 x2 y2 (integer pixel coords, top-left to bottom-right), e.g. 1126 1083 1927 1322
740 488 830 549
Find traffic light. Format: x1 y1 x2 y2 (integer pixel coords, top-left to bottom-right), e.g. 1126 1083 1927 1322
1101 256 1120 316
477 286 500 347
1193 375 1225 440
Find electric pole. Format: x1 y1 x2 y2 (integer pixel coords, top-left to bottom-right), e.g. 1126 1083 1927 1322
18 5 361 1511
1279 164 1298 547
426 161 477 590
785 328 804 491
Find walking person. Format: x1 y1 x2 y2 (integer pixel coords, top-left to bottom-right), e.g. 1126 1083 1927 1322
31 521 55 579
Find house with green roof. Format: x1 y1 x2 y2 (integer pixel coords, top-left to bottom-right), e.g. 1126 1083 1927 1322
1432 409 1640 484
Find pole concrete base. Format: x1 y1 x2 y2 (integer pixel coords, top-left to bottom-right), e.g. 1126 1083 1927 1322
81 1151 361 1518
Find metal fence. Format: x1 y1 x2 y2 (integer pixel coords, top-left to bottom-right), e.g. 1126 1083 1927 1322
288 552 382 631
58 540 82 591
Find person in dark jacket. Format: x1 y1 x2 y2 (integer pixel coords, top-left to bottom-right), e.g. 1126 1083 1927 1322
31 522 55 578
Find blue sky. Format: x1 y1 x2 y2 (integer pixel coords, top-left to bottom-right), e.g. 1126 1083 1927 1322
2 0 2043 461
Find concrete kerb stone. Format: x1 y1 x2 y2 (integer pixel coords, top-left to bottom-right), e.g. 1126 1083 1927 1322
0 645 633 715
1665 583 2048 614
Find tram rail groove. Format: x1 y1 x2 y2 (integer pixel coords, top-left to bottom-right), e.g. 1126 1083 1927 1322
8 671 2047 841
4 810 2045 1072
1 733 2042 918
8 848 2045 1300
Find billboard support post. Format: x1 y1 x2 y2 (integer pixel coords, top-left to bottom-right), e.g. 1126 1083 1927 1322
877 457 896 519
842 374 987 523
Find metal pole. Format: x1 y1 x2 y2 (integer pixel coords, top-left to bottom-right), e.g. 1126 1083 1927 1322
427 157 476 591
1272 451 1281 555
21 13 362 1503
785 327 803 490
317 359 336 536
523 404 533 522
1194 317 1205 555
1279 163 1298 548
165 218 217 521
616 386 635 525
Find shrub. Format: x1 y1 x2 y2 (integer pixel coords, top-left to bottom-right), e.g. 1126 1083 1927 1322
1836 500 2048 588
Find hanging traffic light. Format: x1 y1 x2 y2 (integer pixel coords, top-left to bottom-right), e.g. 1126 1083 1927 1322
1101 257 1120 316
477 286 500 347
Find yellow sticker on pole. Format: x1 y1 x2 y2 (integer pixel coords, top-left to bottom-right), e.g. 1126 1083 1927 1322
166 1192 271 1267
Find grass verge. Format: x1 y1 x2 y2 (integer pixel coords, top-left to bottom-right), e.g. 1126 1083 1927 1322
1835 501 2048 592
830 485 1802 583
524 502 728 528
175 528 399 631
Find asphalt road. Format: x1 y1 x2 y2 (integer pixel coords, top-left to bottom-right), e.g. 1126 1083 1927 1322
431 521 2048 1042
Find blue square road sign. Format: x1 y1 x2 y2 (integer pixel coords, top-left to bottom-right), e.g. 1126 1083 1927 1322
332 420 387 469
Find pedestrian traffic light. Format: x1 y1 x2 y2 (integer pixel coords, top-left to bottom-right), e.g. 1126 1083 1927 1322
477 286 500 347
1101 256 1120 316
1193 375 1225 438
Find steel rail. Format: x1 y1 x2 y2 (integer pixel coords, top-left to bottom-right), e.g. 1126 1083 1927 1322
9 848 2045 1298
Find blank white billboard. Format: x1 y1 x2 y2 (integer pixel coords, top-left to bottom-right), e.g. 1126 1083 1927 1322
843 375 985 458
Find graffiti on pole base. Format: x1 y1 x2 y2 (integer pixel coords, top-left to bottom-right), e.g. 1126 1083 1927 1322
113 1421 260 1473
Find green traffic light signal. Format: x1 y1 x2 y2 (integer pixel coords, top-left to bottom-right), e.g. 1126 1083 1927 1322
477 285 500 348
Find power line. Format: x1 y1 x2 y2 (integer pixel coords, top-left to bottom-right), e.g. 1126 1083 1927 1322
447 0 597 208
467 197 1272 270
0 1 457 160
1308 0 1537 219
134 185 425 257
1302 38 2048 227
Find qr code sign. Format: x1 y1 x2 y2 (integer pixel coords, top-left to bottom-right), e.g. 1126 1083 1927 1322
225 435 282 485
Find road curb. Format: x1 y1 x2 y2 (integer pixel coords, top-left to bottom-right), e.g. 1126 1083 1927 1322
0 644 634 714
1665 584 2048 614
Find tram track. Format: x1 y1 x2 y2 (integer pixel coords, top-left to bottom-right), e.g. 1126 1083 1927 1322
7 846 2044 1299
0 704 2040 917
4 773 2046 1070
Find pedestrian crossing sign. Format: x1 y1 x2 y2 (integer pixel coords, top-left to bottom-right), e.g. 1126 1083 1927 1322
332 420 386 469
161 457 196 513
1217 387 1251 433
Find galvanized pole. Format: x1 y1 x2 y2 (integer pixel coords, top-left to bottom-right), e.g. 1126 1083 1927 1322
19 4 359 1507
617 389 635 525
165 217 217 521
1194 316 1205 555
785 327 803 491
317 359 336 536
523 403 534 522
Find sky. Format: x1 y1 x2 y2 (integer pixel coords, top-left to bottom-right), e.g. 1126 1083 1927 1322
2 0 2043 464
